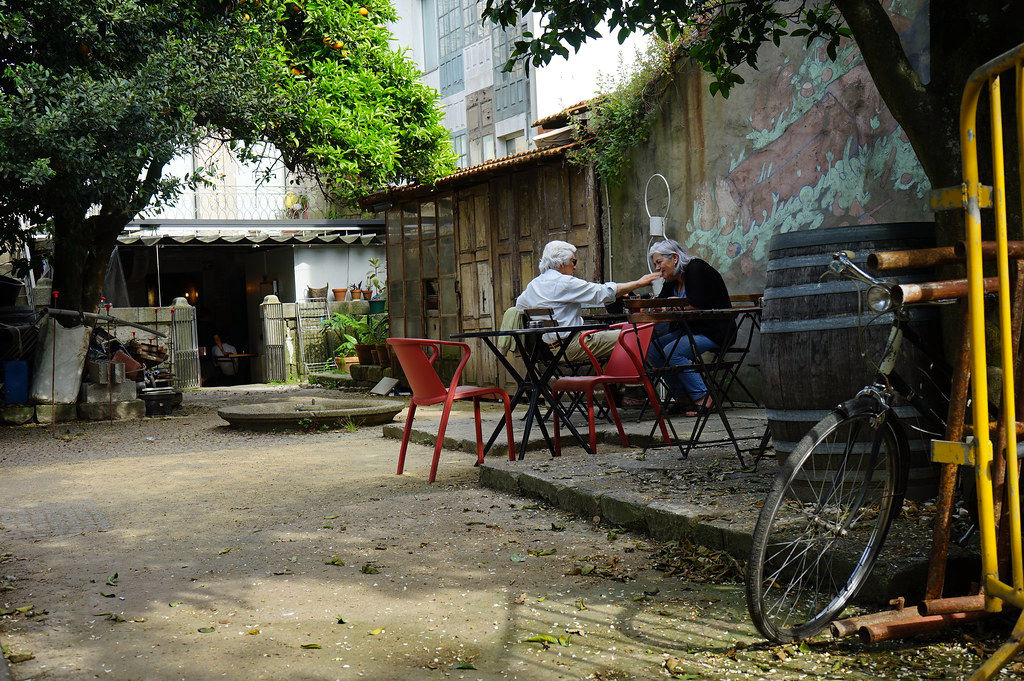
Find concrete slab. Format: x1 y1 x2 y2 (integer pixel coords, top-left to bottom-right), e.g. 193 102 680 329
218 396 405 430
0 405 34 425
34 403 78 424
77 400 146 421
80 380 137 403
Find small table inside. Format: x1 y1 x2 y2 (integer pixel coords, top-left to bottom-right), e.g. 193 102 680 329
451 323 608 459
625 302 767 467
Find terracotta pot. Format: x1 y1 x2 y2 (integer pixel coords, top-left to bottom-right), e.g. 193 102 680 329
332 288 348 301
374 343 390 367
361 289 373 300
334 356 357 372
355 343 375 365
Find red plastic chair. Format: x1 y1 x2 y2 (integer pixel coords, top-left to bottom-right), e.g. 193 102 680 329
388 338 515 482
550 323 671 456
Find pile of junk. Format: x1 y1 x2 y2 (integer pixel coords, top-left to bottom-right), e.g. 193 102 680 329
0 274 183 425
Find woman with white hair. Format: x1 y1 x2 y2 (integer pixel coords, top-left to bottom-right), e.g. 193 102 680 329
516 240 661 361
647 239 734 414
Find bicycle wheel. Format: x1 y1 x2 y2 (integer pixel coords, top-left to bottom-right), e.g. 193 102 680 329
746 397 908 642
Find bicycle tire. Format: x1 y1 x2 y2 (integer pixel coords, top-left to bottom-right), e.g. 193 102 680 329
746 397 908 643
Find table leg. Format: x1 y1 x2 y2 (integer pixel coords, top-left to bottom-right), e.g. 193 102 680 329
532 334 595 455
480 337 529 455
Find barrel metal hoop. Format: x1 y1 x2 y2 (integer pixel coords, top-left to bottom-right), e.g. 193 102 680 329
766 252 870 272
768 223 936 252
765 405 921 422
761 307 936 333
763 274 937 301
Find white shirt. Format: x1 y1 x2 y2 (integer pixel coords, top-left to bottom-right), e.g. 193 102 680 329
515 269 616 342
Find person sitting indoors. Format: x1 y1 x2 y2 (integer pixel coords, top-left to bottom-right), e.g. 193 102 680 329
516 240 661 362
647 239 735 415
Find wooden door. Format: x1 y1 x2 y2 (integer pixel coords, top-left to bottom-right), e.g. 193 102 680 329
456 186 498 383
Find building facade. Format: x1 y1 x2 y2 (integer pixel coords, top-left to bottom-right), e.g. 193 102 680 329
390 0 649 166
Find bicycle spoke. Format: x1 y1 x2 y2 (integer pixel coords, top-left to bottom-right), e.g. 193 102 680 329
747 406 904 642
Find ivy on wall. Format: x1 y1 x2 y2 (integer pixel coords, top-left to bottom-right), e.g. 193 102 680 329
567 38 681 185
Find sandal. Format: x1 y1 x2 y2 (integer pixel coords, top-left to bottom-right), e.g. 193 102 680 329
684 394 715 417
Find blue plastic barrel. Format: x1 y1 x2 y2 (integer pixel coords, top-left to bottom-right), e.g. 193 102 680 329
1 360 29 404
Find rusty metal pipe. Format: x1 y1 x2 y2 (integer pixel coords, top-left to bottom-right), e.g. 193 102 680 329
894 277 1000 305
868 246 960 271
953 240 1024 259
919 594 988 616
830 606 918 639
925 303 972 601
859 611 988 644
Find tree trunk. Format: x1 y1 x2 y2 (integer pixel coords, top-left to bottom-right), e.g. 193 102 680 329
51 210 130 318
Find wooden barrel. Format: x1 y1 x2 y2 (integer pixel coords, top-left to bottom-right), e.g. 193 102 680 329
760 223 943 500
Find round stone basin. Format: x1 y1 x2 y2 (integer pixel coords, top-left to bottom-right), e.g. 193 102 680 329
218 396 406 431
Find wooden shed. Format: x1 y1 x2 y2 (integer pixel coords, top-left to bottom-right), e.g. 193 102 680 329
362 142 603 384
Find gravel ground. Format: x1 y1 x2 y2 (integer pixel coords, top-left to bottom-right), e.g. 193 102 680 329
0 385 1017 680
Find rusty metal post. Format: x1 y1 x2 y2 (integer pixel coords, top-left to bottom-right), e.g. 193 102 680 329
895 277 999 305
920 594 987 615
868 246 960 271
953 240 1024 259
859 611 988 644
925 302 972 601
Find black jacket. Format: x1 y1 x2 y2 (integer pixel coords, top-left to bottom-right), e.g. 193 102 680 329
656 258 735 347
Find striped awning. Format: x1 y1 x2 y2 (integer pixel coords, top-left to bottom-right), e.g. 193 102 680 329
117 232 382 247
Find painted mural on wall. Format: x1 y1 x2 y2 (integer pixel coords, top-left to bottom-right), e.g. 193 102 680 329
681 0 930 289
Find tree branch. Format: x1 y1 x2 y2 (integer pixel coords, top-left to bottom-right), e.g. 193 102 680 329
833 0 951 183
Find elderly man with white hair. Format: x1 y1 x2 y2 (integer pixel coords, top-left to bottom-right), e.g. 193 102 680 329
515 240 661 361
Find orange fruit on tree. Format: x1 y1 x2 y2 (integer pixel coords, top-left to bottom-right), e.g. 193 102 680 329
358 7 368 16
341 50 349 57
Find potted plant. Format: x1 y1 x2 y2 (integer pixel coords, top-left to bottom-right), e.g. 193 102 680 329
366 257 387 314
323 313 369 366
362 313 390 366
333 335 358 372
349 281 365 300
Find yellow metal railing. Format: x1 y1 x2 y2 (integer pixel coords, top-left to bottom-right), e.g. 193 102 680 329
960 42 1024 680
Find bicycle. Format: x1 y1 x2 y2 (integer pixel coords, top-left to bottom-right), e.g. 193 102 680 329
745 250 953 643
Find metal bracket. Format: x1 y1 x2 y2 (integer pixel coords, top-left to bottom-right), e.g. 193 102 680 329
931 437 976 466
929 184 992 211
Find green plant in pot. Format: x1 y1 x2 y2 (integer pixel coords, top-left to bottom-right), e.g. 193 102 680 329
366 258 387 313
333 334 358 372
363 313 390 367
323 313 367 367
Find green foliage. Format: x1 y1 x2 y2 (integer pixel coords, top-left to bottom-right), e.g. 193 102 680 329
361 313 389 344
482 0 848 99
323 311 388 346
567 39 680 185
366 257 386 297
0 0 455 307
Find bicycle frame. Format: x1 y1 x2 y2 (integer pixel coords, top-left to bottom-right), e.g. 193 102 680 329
828 252 950 439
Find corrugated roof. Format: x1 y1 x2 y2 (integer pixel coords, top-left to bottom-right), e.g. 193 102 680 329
361 142 580 206
117 232 383 247
532 100 593 129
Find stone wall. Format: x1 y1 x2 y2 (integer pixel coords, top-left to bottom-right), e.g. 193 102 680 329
605 1 931 293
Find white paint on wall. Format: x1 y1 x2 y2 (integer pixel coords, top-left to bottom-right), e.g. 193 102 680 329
390 0 424 70
464 37 494 93
292 246 386 300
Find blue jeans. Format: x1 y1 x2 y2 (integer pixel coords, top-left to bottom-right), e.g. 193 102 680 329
649 331 718 401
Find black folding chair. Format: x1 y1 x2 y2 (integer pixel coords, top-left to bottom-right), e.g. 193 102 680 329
626 299 770 469
521 307 608 423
